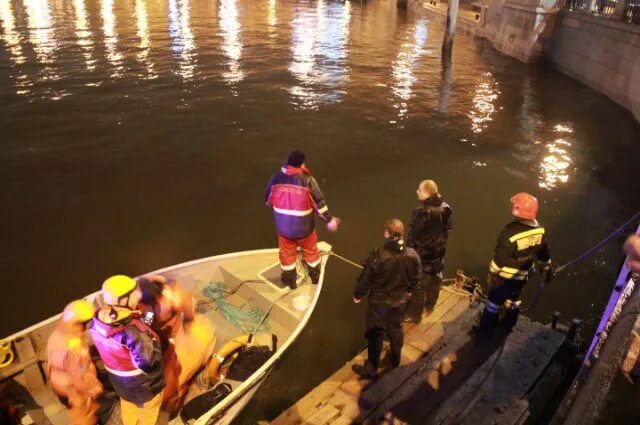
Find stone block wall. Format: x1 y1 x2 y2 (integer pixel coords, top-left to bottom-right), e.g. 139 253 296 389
548 10 640 121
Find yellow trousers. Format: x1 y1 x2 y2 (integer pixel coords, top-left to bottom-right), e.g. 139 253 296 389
120 392 162 425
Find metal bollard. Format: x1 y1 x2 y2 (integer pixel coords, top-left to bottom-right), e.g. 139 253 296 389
567 318 581 342
551 311 561 329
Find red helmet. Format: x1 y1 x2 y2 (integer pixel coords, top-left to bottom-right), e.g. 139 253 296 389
511 192 539 220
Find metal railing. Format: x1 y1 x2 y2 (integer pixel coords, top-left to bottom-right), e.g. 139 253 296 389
564 0 640 23
593 0 618 15
626 0 640 23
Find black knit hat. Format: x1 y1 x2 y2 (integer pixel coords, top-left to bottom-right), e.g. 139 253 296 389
287 150 306 167
137 277 163 303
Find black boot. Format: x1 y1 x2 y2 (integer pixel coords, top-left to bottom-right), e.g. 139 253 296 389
352 360 378 380
281 269 297 289
307 264 321 284
473 308 499 338
502 300 520 333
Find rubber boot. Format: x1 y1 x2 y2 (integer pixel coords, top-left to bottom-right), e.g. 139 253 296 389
502 302 520 333
474 309 499 338
281 269 297 289
307 264 321 284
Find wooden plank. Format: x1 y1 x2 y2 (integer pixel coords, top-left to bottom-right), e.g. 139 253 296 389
304 403 341 425
360 304 482 423
271 291 475 425
428 318 565 425
270 358 357 425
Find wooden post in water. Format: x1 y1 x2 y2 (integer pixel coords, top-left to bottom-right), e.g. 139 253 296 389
442 0 459 57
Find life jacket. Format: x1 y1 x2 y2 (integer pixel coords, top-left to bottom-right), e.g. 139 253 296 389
46 325 85 395
90 307 159 377
90 306 165 404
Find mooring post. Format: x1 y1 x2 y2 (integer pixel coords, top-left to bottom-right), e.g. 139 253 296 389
442 0 459 57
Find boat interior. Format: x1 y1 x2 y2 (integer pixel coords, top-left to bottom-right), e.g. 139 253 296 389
0 244 328 425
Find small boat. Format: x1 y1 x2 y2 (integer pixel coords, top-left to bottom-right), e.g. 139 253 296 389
0 241 332 425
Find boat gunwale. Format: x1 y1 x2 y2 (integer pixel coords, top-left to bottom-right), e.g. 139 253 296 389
1 243 331 425
194 242 331 424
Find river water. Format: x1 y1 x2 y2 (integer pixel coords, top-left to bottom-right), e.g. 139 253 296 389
1 0 640 422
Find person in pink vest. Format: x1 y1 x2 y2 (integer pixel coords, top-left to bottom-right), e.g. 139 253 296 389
89 275 165 425
265 150 340 288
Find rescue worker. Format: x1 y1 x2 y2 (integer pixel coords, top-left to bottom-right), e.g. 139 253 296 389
265 149 340 289
46 300 103 425
404 179 453 323
136 275 215 416
352 219 422 379
90 275 165 425
476 193 553 337
136 274 195 346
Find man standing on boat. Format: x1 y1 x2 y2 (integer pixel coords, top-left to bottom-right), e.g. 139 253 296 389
352 219 422 379
266 149 340 289
404 179 453 323
90 275 165 425
47 299 103 425
476 193 553 337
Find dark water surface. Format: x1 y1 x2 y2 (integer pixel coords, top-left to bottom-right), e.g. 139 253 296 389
1 0 640 422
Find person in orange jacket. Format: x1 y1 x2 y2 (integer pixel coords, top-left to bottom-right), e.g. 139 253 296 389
47 300 103 425
135 274 195 346
136 274 215 417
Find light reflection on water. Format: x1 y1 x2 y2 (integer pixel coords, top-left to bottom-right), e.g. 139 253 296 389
390 19 428 123
74 0 96 72
539 124 574 190
288 0 350 110
468 71 499 133
219 0 243 92
135 0 155 79
24 0 58 80
169 0 195 81
101 0 123 77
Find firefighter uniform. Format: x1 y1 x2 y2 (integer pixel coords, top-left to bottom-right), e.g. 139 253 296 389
479 219 552 335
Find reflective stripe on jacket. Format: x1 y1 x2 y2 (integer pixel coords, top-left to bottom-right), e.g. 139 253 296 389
265 165 332 239
489 219 551 281
90 308 165 405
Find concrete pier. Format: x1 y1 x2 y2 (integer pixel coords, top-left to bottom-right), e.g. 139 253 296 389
271 287 566 425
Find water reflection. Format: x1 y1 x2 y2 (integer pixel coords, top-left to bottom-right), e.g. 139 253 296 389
24 0 59 79
288 0 351 110
539 124 574 190
101 0 123 77
135 0 155 78
268 0 277 34
0 0 26 65
390 19 428 122
219 0 243 92
0 0 33 95
73 0 96 71
169 0 195 80
468 71 499 133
